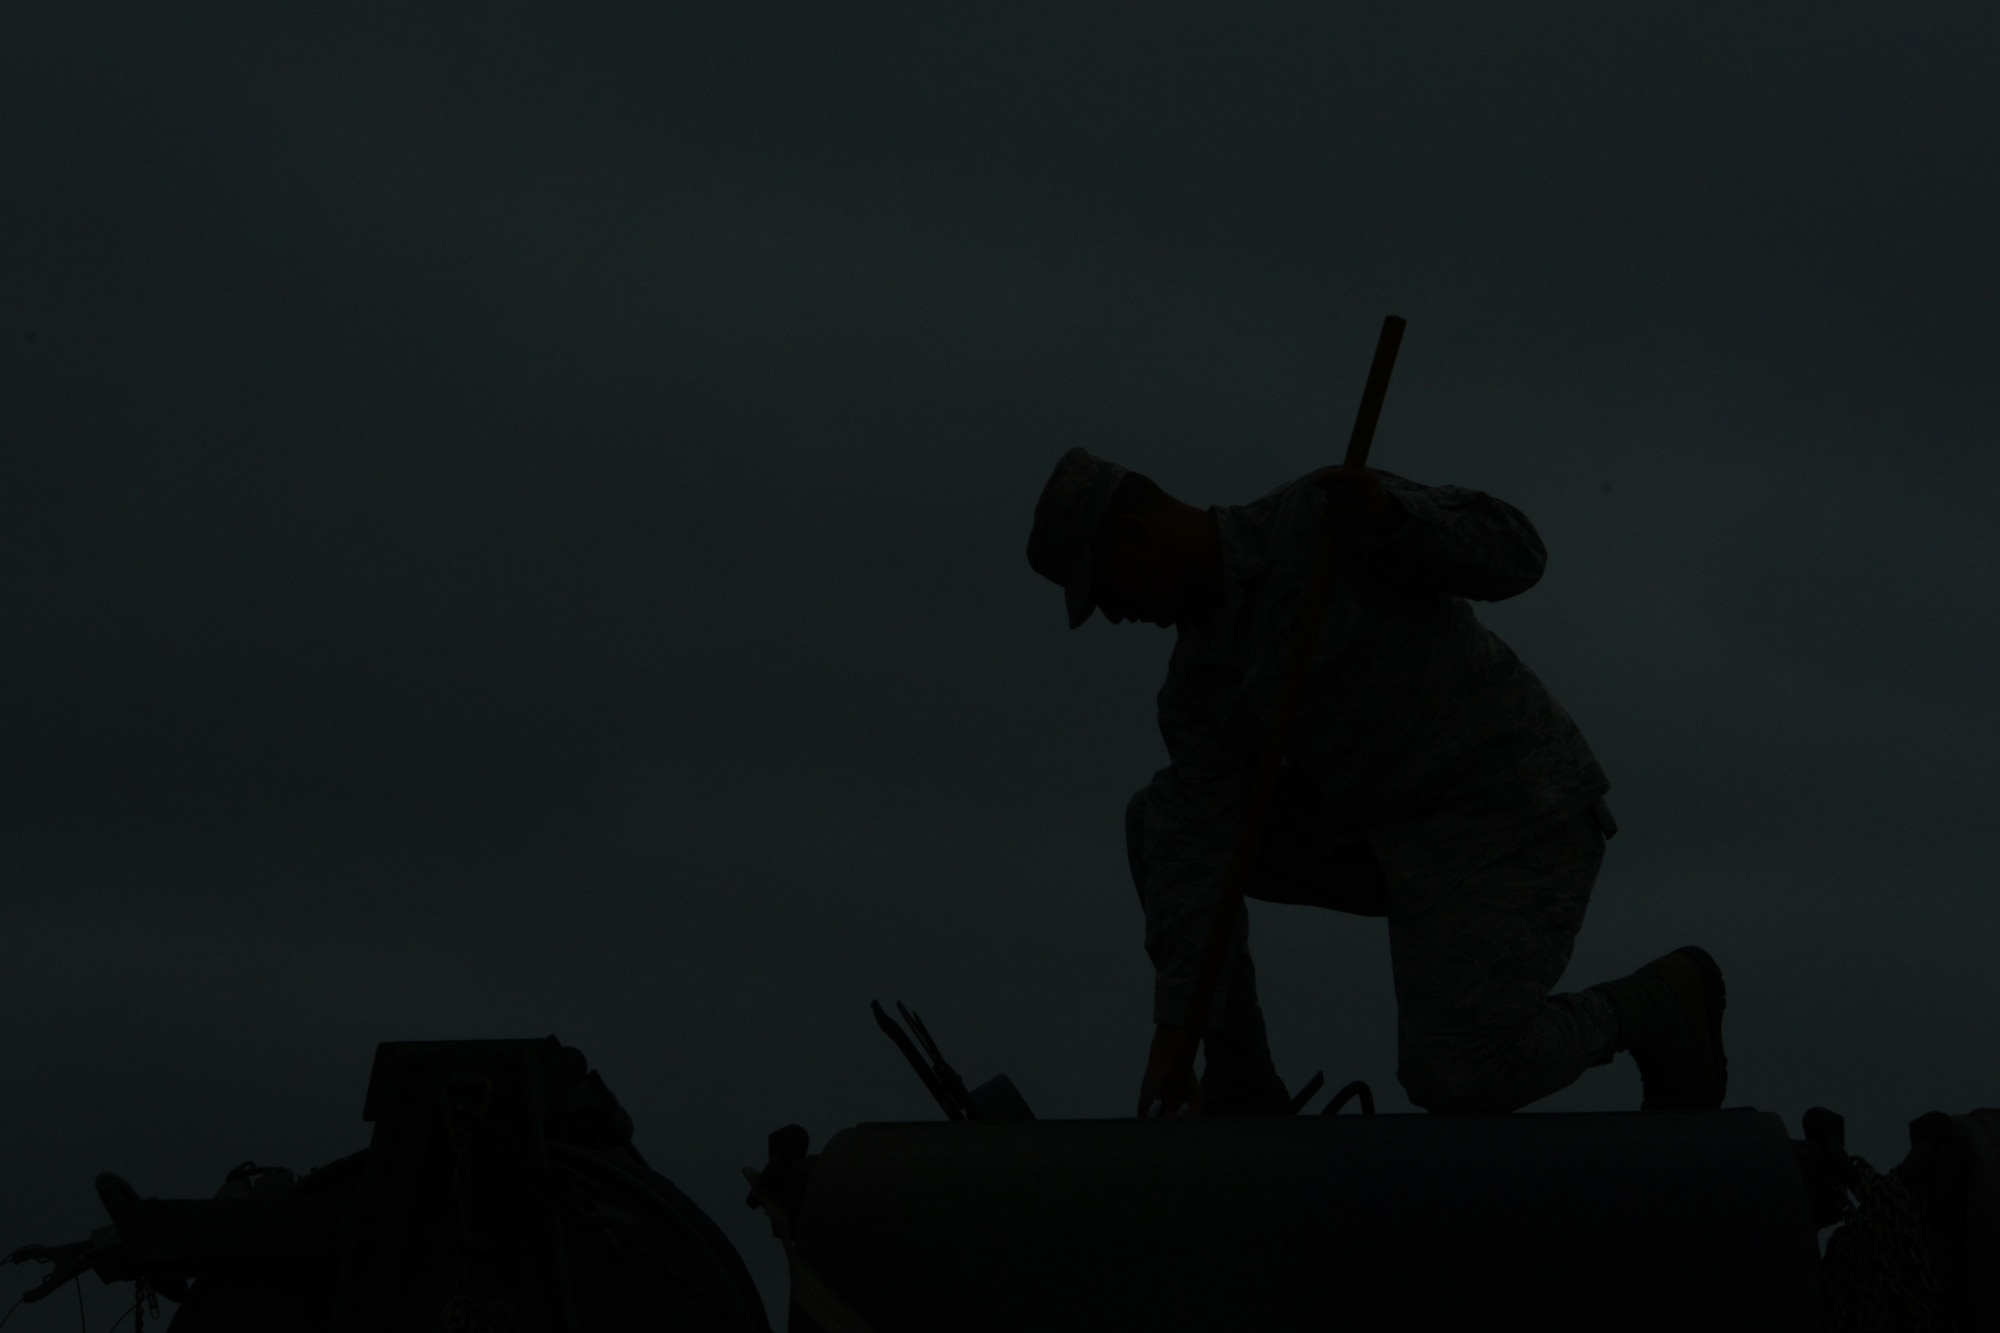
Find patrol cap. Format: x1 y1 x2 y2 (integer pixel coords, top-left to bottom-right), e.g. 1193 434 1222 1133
1026 447 1129 628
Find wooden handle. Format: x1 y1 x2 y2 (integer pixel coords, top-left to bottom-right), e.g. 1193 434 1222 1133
1344 316 1405 471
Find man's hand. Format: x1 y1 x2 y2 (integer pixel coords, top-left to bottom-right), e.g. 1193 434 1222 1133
1136 1023 1204 1118
1312 466 1403 537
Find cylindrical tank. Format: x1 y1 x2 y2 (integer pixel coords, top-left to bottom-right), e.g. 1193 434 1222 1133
789 1111 1821 1332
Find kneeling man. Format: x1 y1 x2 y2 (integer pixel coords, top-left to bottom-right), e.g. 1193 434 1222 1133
1026 449 1727 1116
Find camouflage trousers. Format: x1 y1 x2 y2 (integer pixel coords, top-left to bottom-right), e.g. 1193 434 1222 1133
1128 778 1620 1114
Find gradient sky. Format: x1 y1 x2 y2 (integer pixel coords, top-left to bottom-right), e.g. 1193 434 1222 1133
5 6 1998 1324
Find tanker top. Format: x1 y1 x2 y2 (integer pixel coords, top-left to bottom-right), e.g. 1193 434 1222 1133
783 1111 1823 1333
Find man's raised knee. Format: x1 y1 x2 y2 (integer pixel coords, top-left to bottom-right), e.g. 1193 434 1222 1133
1124 787 1151 895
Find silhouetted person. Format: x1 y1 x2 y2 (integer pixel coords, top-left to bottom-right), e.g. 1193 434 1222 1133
1026 449 1727 1116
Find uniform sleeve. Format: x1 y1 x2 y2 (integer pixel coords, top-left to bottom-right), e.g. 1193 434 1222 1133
1139 654 1253 1033
1354 474 1548 602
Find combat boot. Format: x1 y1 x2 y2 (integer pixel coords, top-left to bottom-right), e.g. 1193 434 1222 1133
1590 946 1728 1111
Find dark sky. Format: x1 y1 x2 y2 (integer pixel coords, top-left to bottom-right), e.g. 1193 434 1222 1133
5 5 1998 1323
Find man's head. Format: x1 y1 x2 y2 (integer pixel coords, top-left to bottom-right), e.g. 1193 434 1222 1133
1027 449 1222 629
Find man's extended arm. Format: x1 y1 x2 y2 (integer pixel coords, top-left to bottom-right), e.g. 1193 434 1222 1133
1133 473 1414 1116
1132 655 1255 1116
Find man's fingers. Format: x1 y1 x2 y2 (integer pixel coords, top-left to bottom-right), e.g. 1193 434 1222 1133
1139 1023 1205 1118
1139 1082 1200 1119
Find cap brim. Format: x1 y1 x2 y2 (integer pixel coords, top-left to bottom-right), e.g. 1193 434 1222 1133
1063 543 1096 628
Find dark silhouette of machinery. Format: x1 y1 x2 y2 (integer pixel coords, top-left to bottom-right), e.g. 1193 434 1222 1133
6 1039 768 1331
10 1025 2000 1331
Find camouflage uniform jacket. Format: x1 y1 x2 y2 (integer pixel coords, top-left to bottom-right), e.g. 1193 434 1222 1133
1140 469 1611 1029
